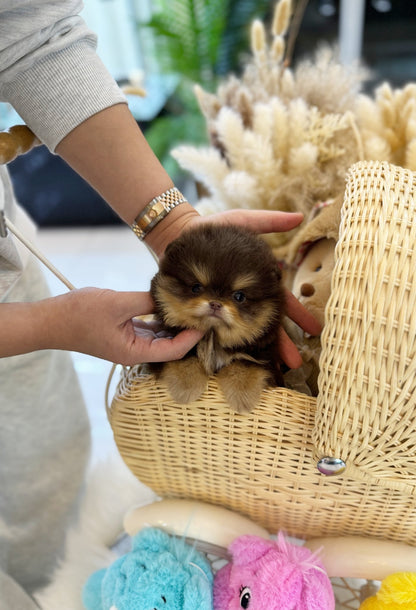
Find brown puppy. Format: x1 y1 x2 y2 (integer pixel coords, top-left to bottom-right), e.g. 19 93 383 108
150 224 285 413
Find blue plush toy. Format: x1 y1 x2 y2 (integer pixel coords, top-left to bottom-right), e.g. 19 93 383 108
82 527 213 610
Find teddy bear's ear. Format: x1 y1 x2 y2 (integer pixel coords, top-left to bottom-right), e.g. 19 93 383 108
82 568 106 610
228 535 273 566
132 527 171 552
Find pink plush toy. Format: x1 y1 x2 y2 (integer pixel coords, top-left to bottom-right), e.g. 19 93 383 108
213 532 335 610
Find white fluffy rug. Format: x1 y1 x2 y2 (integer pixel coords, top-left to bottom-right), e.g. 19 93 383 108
34 454 157 610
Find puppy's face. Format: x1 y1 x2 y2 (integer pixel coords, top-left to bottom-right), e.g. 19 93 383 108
151 225 284 348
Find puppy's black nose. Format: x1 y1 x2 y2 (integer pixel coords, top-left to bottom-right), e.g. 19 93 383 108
209 301 222 311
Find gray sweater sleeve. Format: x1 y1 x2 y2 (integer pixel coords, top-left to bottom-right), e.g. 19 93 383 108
0 0 127 151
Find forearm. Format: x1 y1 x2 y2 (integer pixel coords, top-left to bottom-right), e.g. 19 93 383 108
0 292 97 358
0 299 58 357
0 290 123 359
0 291 115 358
0 289 204 364
1 4 199 259
56 104 199 258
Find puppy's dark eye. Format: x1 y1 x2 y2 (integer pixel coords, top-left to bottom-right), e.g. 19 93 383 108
191 283 204 294
233 290 246 303
239 586 251 608
314 264 322 272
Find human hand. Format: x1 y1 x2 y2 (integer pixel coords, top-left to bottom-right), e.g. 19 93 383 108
35 288 203 366
146 207 306 260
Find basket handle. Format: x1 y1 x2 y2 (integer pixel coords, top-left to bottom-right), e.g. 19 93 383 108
105 363 122 418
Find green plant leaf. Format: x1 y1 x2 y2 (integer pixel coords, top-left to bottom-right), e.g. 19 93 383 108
217 0 273 75
142 0 229 87
137 0 270 179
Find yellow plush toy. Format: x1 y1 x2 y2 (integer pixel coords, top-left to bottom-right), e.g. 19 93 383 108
359 573 416 609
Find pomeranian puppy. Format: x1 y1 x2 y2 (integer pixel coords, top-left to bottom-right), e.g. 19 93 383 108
150 224 285 413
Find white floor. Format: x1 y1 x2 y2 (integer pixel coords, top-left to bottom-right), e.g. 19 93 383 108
36 224 159 463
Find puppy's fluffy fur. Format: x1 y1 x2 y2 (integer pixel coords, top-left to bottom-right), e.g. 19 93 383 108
150 224 285 412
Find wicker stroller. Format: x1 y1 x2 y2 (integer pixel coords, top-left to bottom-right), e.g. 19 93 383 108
107 160 416 607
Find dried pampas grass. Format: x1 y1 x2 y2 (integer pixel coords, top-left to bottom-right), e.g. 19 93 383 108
172 0 366 248
357 83 416 171
172 0 416 249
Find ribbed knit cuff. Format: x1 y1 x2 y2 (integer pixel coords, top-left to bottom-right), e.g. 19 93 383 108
3 40 127 151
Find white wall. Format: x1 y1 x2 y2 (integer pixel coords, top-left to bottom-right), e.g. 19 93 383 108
81 0 146 81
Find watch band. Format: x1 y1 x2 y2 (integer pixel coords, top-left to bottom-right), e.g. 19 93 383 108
131 187 187 240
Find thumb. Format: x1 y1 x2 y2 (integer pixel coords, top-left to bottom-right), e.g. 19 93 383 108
143 328 204 363
112 291 155 321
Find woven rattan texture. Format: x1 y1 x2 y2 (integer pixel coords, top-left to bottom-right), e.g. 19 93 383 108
109 367 416 545
109 160 416 547
314 161 416 487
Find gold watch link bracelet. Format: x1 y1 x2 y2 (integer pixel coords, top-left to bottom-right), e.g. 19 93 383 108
131 187 187 240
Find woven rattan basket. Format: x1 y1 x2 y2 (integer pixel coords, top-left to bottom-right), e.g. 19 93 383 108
108 160 416 551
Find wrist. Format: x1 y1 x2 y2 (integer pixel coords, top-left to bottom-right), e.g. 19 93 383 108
142 201 200 260
34 294 73 352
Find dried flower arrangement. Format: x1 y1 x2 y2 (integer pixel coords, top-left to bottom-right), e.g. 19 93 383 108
171 0 416 250
357 82 416 170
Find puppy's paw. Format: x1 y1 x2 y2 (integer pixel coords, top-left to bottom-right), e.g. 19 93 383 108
160 357 208 404
217 362 270 413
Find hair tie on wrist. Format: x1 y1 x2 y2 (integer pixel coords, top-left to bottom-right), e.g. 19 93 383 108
131 187 187 240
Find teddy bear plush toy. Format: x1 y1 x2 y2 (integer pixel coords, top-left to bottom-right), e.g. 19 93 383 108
82 527 213 610
279 195 342 395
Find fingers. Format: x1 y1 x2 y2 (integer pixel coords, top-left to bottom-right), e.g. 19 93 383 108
143 329 204 363
204 209 304 235
125 293 203 362
278 290 322 369
127 291 155 317
278 327 303 369
284 289 322 336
